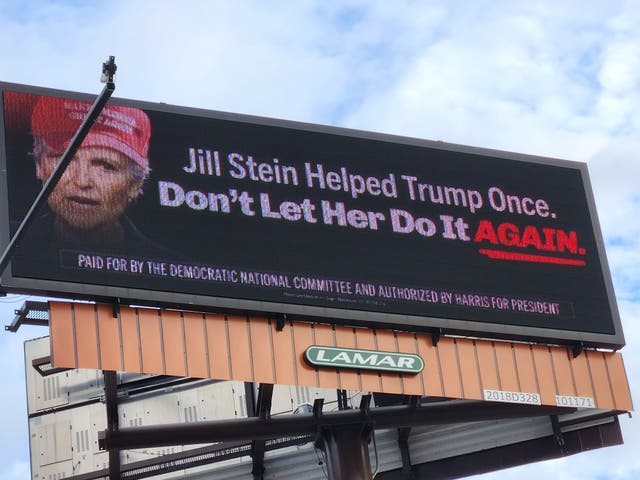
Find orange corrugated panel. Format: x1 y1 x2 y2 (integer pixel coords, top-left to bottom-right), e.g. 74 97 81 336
494 341 518 392
205 313 230 381
313 323 339 390
376 330 403 394
249 317 275 384
513 344 538 395
334 325 359 391
120 307 142 373
96 304 122 372
586 350 614 410
569 350 594 400
49 302 75 369
437 337 462 399
292 322 316 388
475 341 499 392
73 303 100 370
531 345 557 406
396 332 424 396
271 321 297 386
605 353 633 411
550 348 575 397
416 334 444 397
354 328 382 393
161 310 186 377
48 302 632 413
456 338 482 400
227 315 252 381
138 308 164 374
183 312 209 379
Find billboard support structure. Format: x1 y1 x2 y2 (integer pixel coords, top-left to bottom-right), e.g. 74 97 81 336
98 400 575 450
104 370 120 480
318 423 373 480
97 397 576 479
0 56 116 277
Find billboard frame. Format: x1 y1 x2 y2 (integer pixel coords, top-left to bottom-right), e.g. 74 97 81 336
0 81 625 349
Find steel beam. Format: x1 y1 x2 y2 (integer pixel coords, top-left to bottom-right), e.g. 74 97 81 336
5 301 49 332
320 425 372 480
104 371 120 480
99 400 575 451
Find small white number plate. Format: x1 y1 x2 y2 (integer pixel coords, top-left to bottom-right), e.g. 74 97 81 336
555 395 595 408
483 389 541 405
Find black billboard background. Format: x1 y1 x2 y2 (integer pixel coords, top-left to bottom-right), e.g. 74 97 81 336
1 87 618 340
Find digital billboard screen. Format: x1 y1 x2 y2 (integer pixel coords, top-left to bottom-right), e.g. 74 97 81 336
0 82 624 348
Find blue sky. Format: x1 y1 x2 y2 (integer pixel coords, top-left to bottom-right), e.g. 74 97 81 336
0 1 638 478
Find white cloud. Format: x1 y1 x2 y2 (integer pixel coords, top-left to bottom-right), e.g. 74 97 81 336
0 460 31 480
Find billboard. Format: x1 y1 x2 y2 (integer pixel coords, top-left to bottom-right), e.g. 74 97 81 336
0 82 624 348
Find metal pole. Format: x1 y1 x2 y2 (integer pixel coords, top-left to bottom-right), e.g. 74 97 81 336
0 56 117 277
103 370 120 480
320 425 372 480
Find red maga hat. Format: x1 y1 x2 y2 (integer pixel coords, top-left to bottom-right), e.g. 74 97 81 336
31 95 151 171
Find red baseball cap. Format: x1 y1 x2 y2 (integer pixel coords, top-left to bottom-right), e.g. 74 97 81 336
31 95 151 171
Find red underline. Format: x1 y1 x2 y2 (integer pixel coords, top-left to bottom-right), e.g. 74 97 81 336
478 249 586 266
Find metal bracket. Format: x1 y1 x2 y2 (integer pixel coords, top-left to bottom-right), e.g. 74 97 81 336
572 341 584 358
313 398 324 419
251 383 274 478
398 425 414 478
256 383 274 420
32 355 71 377
337 389 349 410
112 298 121 319
359 394 372 417
5 300 49 332
359 394 374 440
431 328 441 347
312 398 325 448
101 55 117 84
550 414 565 447
271 314 286 332
406 395 421 409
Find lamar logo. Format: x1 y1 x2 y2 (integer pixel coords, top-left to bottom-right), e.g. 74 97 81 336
304 346 424 374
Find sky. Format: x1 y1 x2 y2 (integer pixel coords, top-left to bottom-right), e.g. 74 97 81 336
0 0 638 478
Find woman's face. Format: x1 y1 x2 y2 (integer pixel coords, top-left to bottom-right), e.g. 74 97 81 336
36 146 142 231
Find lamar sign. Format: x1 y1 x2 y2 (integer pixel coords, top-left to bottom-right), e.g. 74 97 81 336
304 346 424 374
